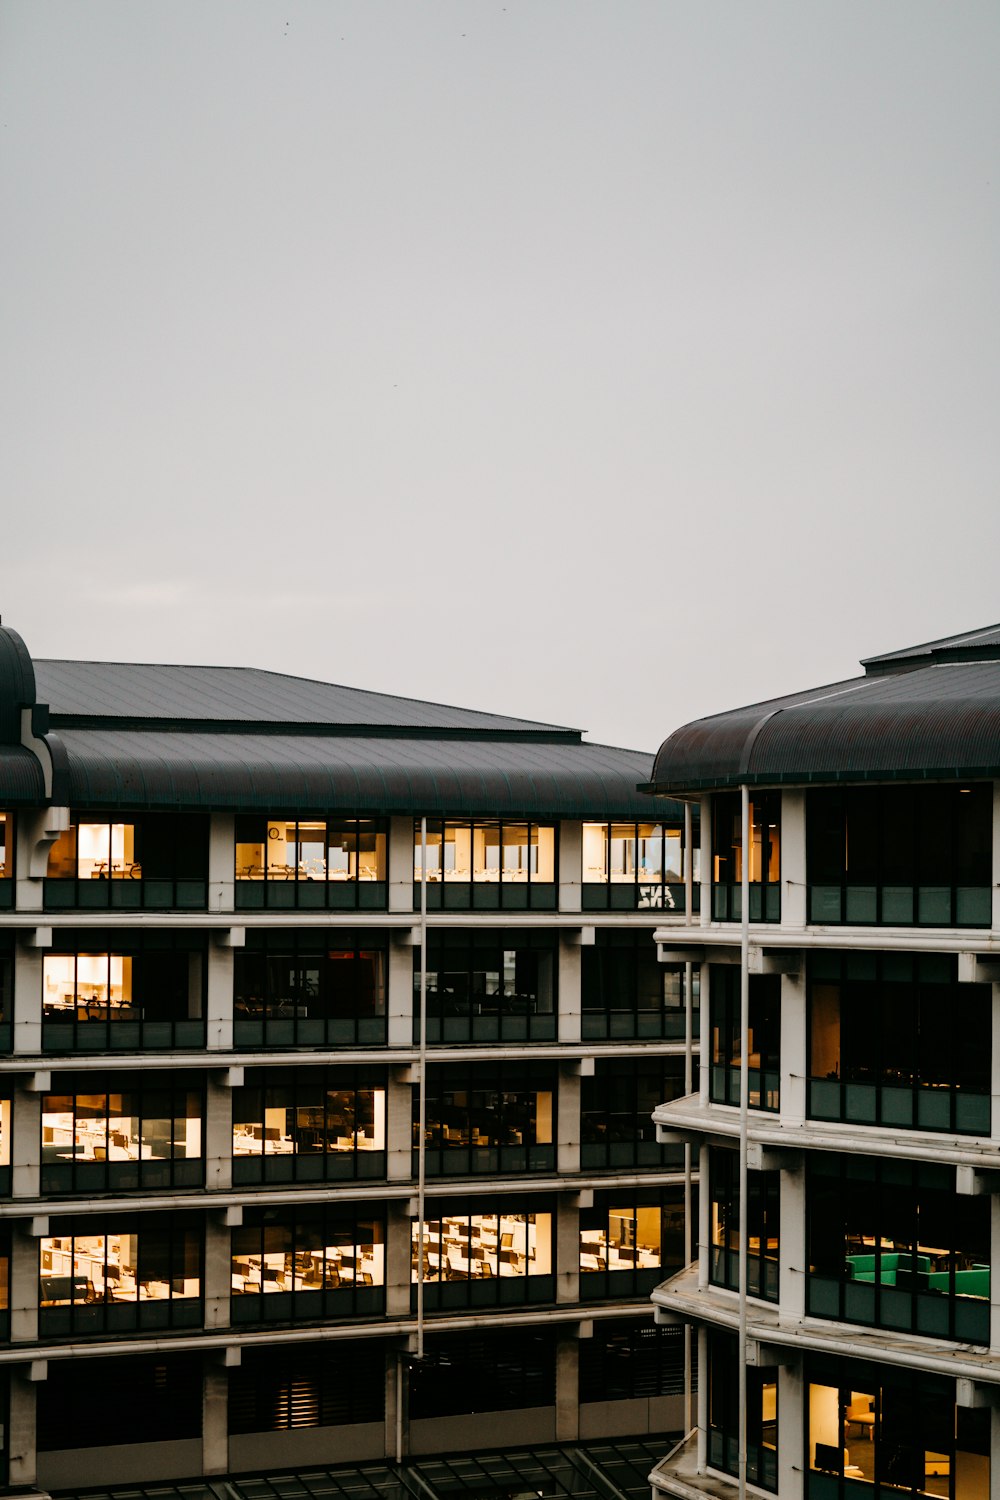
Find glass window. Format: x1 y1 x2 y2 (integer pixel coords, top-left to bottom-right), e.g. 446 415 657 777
582 819 697 913
710 967 781 1110
581 1057 684 1170
414 820 557 910
709 1148 780 1302
39 1214 202 1335
408 1329 556 1419
0 812 14 907
411 1202 554 1310
41 932 207 1052
582 930 694 1041
45 814 208 910
229 1340 386 1433
711 792 781 922
416 929 557 1043
709 1330 777 1491
41 1075 203 1193
234 930 388 1048
234 817 387 910
579 1189 685 1301
416 1063 556 1176
232 1068 386 1183
807 951 991 1135
37 1353 202 1452
232 1206 384 1322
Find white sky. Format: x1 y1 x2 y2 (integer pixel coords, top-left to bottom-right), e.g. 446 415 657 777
2 1 998 751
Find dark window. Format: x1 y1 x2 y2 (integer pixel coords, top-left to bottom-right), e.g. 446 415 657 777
807 784 992 926
709 1329 778 1491
235 816 387 911
41 1073 203 1194
582 931 694 1042
579 1188 686 1302
581 1057 685 1170
0 812 13 911
41 930 207 1052
411 1198 555 1311
45 813 208 910
708 1147 780 1302
409 1329 556 1418
806 1155 990 1344
37 1353 202 1450
580 1320 693 1402
712 792 781 922
0 1229 9 1343
806 1354 989 1499
581 820 699 914
39 1213 202 1337
234 929 388 1047
232 1205 385 1323
710 967 781 1110
416 1062 556 1176
416 929 556 1043
413 820 556 911
229 1340 386 1432
807 951 991 1135
0 933 11 1054
233 1067 387 1184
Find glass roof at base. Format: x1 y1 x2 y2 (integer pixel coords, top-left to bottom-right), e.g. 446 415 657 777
51 1442 666 1500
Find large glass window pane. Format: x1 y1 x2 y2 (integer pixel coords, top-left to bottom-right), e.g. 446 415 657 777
582 823 608 883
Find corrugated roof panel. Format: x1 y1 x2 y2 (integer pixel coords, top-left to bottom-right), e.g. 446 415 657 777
0 745 47 804
55 729 662 818
35 660 578 736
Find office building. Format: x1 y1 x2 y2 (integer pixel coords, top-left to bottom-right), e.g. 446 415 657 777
0 623 697 1493
644 625 1000 1500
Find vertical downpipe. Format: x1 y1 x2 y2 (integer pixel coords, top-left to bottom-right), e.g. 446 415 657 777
684 954 694 1437
416 817 428 1359
738 786 750 1500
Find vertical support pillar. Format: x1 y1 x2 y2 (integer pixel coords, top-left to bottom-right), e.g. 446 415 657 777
204 1212 233 1331
777 1354 804 1498
10 1222 39 1344
12 1081 41 1200
556 1193 581 1304
8 1366 39 1487
699 962 711 1103
699 794 712 929
780 969 807 1123
204 1069 236 1192
559 820 583 914
991 982 1000 1147
697 1141 710 1291
13 938 46 1056
557 1061 584 1175
780 790 807 928
558 933 586 1046
388 815 414 915
208 812 235 914
207 933 239 1052
386 1201 413 1318
202 1354 230 1475
696 1325 709 1471
992 783 1000 934
779 1162 806 1321
555 1332 580 1441
387 1068 414 1181
990 1191 1000 1356
388 935 414 1048
385 1345 407 1462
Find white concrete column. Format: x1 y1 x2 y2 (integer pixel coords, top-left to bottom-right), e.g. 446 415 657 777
777 1354 804 1497
385 1201 412 1318
698 962 711 1103
202 1356 230 1475
10 1223 39 1344
781 789 807 928
780 971 807 1123
386 1068 414 1181
698 1142 710 1292
558 936 583 1046
555 1332 581 1441
388 935 415 1049
990 1192 1000 1356
991 983 1000 1147
206 935 238 1051
7 1366 39 1487
557 1063 583 1175
388 815 414 915
13 939 46 1056
559 821 583 914
208 813 235 914
385 1346 405 1462
780 1163 806 1321
699 794 712 929
203 1213 233 1331
204 1070 235 1192
992 782 1000 934
11 1082 41 1200
14 805 70 914
696 1325 709 1471
556 1194 580 1304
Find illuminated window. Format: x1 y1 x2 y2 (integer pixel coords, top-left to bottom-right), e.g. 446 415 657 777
39 1215 202 1335
232 1206 384 1322
235 817 387 911
414 821 556 910
41 935 206 1051
411 1204 554 1309
41 1076 203 1193
233 1068 386 1183
45 814 208 910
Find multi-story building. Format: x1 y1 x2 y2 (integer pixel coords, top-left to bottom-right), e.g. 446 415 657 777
644 625 1000 1500
0 623 698 1494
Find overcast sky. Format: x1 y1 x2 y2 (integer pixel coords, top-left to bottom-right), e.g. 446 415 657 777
2 1 998 752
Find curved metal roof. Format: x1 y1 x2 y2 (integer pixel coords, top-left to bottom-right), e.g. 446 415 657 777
646 635 1000 794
